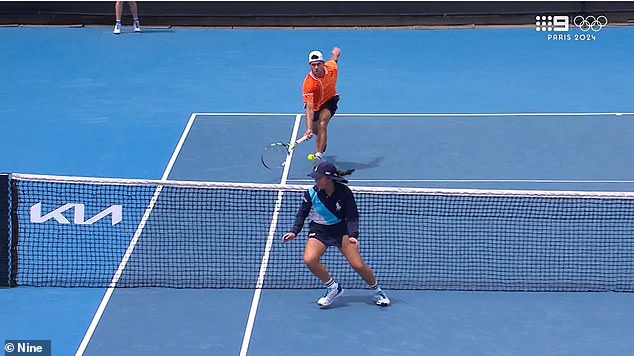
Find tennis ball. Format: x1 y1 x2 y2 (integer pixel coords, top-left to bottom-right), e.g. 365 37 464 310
307 153 315 161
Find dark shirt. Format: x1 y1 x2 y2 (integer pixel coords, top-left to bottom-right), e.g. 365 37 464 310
292 182 359 238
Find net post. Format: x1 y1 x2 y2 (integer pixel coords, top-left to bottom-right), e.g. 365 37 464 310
0 174 9 287
9 177 18 287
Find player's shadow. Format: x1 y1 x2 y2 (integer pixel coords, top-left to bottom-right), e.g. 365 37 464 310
120 29 176 34
318 295 394 309
322 156 384 171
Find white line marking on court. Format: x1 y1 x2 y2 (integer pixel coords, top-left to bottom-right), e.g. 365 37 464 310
286 179 634 184
193 112 634 118
240 114 303 356
75 113 199 356
193 112 297 116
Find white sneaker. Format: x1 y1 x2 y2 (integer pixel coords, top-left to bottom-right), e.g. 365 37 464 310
317 284 343 307
373 290 391 307
134 20 141 33
113 22 121 34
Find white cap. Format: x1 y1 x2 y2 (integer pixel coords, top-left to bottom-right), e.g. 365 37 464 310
308 50 324 63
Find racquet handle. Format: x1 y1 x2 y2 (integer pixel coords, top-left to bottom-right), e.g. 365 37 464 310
289 135 309 151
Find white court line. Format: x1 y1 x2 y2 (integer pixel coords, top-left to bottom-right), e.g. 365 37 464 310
75 113 199 356
239 114 303 356
286 179 634 184
193 112 297 116
193 112 634 118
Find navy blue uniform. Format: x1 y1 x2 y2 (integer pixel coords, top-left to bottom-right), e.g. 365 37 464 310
292 182 359 247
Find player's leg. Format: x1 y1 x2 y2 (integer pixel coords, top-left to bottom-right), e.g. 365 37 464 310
113 1 124 34
128 1 139 17
128 1 141 32
316 108 332 152
313 95 339 159
304 231 343 307
311 109 320 139
303 237 330 282
115 1 123 20
313 108 333 161
339 235 376 285
339 236 391 306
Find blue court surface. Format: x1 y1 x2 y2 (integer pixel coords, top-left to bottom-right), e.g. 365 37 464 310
2 26 634 355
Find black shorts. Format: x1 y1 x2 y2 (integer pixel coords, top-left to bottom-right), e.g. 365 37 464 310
313 95 340 121
308 221 348 248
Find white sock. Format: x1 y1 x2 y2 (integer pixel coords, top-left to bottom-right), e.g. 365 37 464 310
325 278 337 289
370 283 382 293
315 152 323 158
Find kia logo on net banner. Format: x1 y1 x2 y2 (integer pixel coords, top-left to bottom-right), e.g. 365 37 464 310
535 15 608 41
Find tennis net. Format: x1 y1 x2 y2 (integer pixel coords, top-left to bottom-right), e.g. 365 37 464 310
2 173 634 291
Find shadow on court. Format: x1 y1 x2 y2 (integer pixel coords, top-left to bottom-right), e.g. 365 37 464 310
323 155 385 171
117 29 176 35
137 29 176 34
316 295 393 309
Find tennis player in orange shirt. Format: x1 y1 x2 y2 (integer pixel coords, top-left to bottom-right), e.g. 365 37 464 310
302 47 341 164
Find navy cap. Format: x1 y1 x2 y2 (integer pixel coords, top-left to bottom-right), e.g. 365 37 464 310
308 161 348 183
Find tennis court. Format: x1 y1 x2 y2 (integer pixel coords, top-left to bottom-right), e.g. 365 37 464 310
2 21 634 356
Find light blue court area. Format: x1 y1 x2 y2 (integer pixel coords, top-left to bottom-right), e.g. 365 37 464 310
167 114 298 183
175 112 634 191
83 289 253 356
2 25 634 355
4 26 634 179
249 290 634 356
286 113 634 191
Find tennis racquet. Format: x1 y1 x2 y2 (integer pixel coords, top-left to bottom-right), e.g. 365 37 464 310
261 135 309 169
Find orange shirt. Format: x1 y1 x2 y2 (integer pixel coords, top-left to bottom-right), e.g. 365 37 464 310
302 60 338 111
